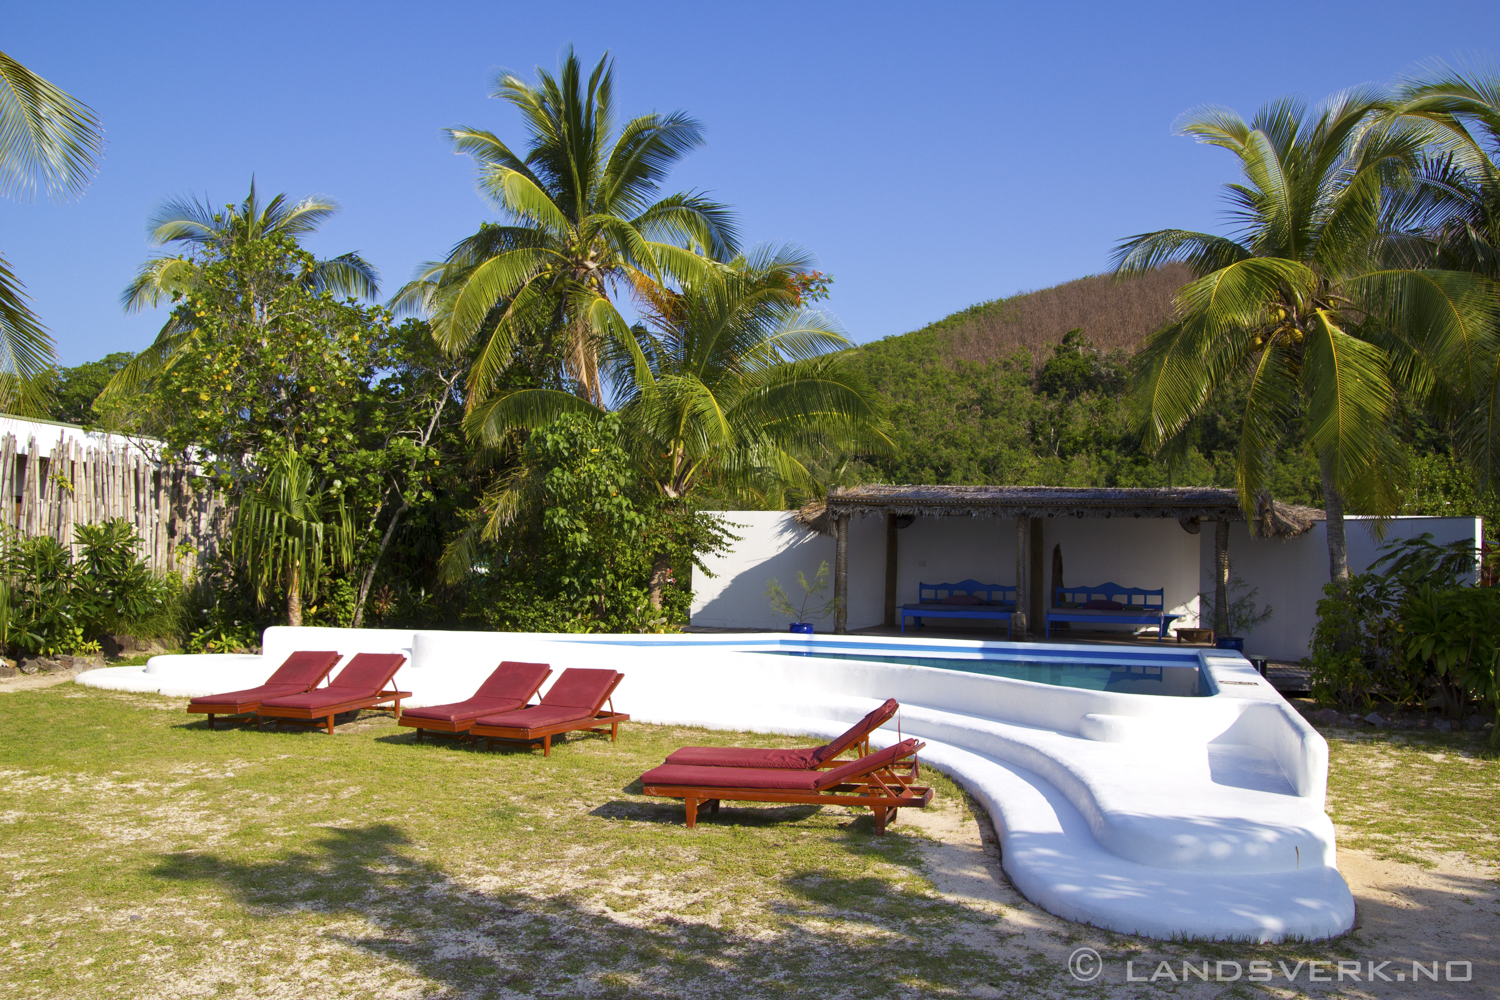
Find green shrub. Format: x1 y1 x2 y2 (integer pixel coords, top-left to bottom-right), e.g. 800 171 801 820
1309 533 1497 733
0 520 188 656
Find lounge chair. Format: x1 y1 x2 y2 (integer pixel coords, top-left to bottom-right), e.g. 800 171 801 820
396 661 553 741
640 738 932 835
663 698 899 769
469 668 628 756
256 652 410 734
186 650 342 729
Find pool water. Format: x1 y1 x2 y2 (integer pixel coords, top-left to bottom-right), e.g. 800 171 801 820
753 649 1207 697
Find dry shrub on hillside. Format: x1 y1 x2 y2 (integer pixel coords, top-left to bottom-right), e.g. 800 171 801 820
947 263 1190 367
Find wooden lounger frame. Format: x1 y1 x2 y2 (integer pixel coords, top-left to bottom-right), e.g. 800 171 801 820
471 700 630 757
643 744 932 835
256 686 412 735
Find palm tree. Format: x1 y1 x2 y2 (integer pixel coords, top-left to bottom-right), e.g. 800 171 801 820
232 448 355 627
394 48 737 411
1385 68 1500 482
448 248 892 604
104 178 378 399
1115 90 1498 582
0 50 103 414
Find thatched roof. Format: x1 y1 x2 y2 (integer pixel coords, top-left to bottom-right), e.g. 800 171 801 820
793 485 1324 539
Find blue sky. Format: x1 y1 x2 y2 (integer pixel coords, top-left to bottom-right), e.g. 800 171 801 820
5 0 1500 365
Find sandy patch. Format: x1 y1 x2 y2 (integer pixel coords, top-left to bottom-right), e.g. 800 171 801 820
907 785 1498 997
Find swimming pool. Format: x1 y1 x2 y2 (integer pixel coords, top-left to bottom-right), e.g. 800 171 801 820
752 648 1207 696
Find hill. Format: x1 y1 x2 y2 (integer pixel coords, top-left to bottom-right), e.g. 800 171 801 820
869 263 1190 369
846 265 1490 524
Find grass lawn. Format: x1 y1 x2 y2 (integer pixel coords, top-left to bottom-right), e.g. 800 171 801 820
0 684 1496 998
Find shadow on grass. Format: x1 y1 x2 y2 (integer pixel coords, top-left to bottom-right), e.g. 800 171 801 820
149 821 992 997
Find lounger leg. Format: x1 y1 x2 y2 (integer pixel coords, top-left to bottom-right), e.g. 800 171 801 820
393 698 403 719
415 727 422 742
207 714 215 730
684 797 698 829
542 735 551 757
873 807 888 835
708 799 720 815
610 722 618 742
326 714 335 735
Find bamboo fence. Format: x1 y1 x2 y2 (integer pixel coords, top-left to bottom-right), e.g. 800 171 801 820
0 432 223 575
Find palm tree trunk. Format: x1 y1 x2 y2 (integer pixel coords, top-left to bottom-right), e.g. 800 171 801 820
647 554 671 609
287 561 303 627
1318 454 1350 583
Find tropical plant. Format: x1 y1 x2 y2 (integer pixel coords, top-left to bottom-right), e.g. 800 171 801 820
766 560 839 625
1115 91 1499 582
457 248 889 602
231 448 355 627
0 50 102 415
105 178 379 399
395 47 736 411
1196 564 1274 638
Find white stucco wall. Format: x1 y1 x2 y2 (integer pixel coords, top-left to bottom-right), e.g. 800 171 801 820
1201 516 1483 662
692 511 1203 633
690 511 885 630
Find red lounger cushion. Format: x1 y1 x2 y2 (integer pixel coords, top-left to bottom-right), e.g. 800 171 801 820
538 668 620 710
325 652 407 692
475 661 552 701
402 697 525 724
263 650 344 688
665 699 900 769
662 746 825 769
642 739 921 792
641 762 823 791
404 661 553 725
189 650 342 708
260 652 407 711
472 704 597 732
188 683 304 709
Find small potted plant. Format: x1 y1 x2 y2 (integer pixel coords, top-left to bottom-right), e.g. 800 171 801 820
1199 566 1274 654
766 561 841 634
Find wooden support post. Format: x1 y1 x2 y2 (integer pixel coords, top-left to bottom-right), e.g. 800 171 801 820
883 513 898 627
1011 516 1030 638
834 513 849 635
1029 517 1044 628
1214 519 1230 637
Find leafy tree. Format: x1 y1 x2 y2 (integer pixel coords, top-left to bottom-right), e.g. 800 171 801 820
106 178 378 400
232 448 355 627
114 234 470 627
44 351 133 425
0 50 102 415
1115 91 1498 580
445 412 733 629
395 47 736 411
1036 329 1126 400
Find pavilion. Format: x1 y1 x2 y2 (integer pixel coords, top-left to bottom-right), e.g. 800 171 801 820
795 485 1324 636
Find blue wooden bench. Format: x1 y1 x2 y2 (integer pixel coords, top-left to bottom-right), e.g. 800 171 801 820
1045 582 1181 640
901 580 1017 635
